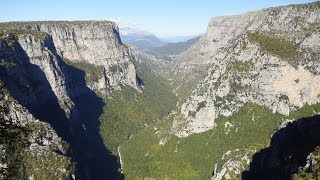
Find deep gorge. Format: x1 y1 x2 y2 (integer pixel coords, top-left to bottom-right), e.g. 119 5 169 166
1 1 320 179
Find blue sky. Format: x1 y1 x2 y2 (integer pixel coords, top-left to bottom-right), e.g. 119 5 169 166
1 0 318 37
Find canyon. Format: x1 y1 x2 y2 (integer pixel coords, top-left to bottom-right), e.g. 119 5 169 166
0 1 320 180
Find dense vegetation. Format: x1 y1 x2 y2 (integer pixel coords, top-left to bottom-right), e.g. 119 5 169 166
0 62 15 69
170 64 209 102
227 60 254 72
0 122 74 180
121 103 281 179
23 123 75 180
0 122 31 179
24 148 74 180
0 114 74 180
99 63 178 154
63 58 104 84
0 83 29 178
248 32 301 66
0 80 74 179
120 102 320 179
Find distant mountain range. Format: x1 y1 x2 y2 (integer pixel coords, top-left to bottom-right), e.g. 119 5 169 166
120 27 165 49
119 27 200 50
147 36 200 57
160 35 199 43
1 1 320 180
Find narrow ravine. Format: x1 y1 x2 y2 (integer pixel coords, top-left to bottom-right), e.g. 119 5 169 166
114 78 183 177
173 84 182 110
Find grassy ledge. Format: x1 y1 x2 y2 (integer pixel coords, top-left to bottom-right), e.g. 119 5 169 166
248 32 301 66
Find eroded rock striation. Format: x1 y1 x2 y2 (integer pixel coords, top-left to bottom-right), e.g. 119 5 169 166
172 2 320 137
0 31 75 117
0 21 136 179
1 21 138 93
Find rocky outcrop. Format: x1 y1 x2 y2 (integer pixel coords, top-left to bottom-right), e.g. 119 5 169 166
172 2 320 137
0 30 74 118
0 25 124 179
0 31 75 178
212 149 253 180
242 115 320 179
0 80 74 179
1 21 139 92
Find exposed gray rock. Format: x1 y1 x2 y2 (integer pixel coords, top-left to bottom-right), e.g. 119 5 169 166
212 149 253 180
4 21 139 92
0 32 74 117
0 81 74 179
0 23 126 179
172 2 320 137
18 33 74 115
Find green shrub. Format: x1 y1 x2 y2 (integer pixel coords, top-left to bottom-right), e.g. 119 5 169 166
248 32 301 66
99 63 178 154
0 29 48 40
292 146 320 180
227 60 254 72
109 65 118 73
0 62 15 69
196 101 207 111
120 102 320 179
279 94 289 101
0 122 31 179
63 58 104 84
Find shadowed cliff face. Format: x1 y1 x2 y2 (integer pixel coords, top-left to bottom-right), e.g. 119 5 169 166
65 62 123 180
0 36 123 179
4 21 139 92
47 34 124 179
0 37 70 138
242 115 320 180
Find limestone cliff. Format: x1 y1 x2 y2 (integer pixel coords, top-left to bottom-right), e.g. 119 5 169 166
0 29 74 118
242 115 320 179
0 23 126 179
0 30 75 178
0 77 74 179
172 2 320 137
1 21 138 92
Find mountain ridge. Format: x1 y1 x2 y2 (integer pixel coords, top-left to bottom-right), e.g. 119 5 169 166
120 27 165 49
119 1 320 179
0 1 319 180
171 0 320 137
0 20 137 179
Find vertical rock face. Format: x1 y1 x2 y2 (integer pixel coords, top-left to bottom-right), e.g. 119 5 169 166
6 21 139 92
0 78 74 179
17 34 72 101
172 2 320 137
0 21 133 179
0 32 74 117
0 31 75 179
